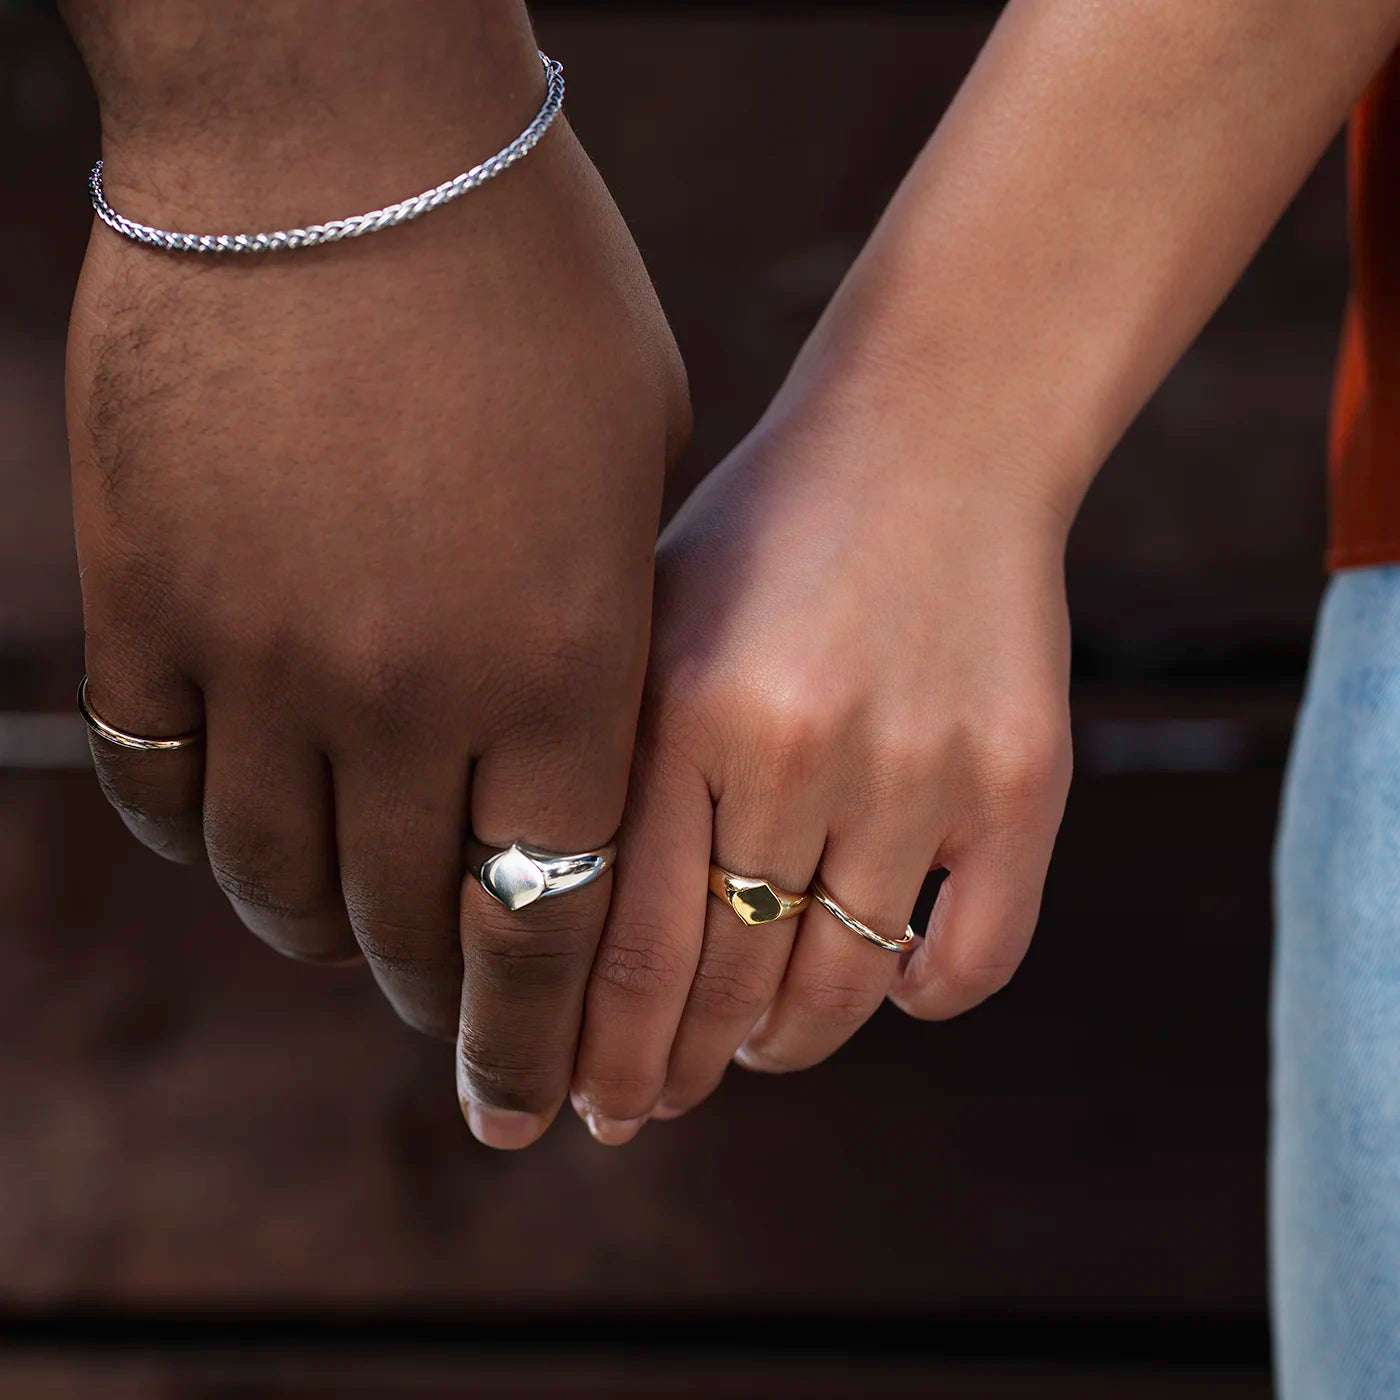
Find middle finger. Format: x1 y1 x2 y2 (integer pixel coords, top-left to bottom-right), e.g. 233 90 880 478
651 780 827 1121
456 732 631 1151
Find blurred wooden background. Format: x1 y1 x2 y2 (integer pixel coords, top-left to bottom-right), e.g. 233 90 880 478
1 1 1346 1394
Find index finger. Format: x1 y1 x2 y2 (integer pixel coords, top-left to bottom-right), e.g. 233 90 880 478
569 735 714 1143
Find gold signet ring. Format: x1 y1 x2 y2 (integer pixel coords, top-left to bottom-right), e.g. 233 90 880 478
708 865 811 926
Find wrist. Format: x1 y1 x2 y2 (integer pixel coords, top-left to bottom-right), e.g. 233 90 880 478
62 1 544 229
776 176 1161 536
767 323 1086 548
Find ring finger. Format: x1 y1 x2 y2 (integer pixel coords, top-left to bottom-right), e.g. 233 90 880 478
736 816 936 1075
201 688 359 965
651 782 827 1121
334 740 471 1041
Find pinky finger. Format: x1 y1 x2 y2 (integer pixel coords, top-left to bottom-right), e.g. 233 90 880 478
81 655 205 865
889 831 1054 1022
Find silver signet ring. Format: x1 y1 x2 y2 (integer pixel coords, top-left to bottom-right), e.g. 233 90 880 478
467 839 616 913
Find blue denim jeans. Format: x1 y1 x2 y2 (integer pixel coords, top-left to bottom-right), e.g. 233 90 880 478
1273 567 1400 1397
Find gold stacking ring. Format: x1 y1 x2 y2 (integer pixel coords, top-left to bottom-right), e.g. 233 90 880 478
708 864 811 927
811 880 916 954
77 675 204 752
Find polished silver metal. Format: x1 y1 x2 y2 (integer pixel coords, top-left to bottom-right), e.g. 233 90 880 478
89 52 565 255
811 880 917 954
467 838 616 913
77 674 203 752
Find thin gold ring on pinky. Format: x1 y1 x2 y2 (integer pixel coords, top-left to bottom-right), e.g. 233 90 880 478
811 880 917 954
708 864 811 927
76 675 204 752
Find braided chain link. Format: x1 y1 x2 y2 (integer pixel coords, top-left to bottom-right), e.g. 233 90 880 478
88 52 565 255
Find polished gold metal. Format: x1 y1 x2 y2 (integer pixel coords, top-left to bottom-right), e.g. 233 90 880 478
76 675 203 752
708 864 810 926
811 880 916 953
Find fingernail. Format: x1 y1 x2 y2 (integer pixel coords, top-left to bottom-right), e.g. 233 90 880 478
734 1042 787 1074
584 1112 646 1147
466 1104 546 1151
649 1100 687 1121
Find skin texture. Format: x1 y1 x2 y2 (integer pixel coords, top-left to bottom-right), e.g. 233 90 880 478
570 0 1400 1144
62 1 689 1150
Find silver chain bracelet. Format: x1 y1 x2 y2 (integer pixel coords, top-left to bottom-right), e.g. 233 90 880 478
88 51 565 255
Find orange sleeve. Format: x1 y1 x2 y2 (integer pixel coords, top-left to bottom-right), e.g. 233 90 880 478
1329 49 1400 571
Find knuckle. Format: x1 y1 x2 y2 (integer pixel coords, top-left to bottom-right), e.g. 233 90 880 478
215 890 351 964
359 649 429 717
938 949 1023 1008
392 1006 457 1043
269 935 358 968
466 904 595 989
744 729 824 798
343 913 459 1037
976 712 1071 813
221 892 354 964
290 611 454 744
654 666 845 799
687 950 774 1020
575 1066 660 1120
204 818 332 932
876 722 943 787
484 633 624 741
589 919 689 1003
208 858 325 924
123 821 202 865
752 680 844 765
332 641 436 738
656 1073 722 1117
633 686 716 780
645 652 710 721
93 761 184 826
456 1034 556 1114
789 965 879 1027
854 730 941 812
351 915 460 978
99 790 199 863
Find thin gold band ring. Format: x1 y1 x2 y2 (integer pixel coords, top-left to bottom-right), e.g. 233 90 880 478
77 675 204 752
708 864 810 926
811 880 916 954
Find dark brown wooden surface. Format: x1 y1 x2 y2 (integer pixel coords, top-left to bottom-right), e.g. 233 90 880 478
0 1352 1273 1399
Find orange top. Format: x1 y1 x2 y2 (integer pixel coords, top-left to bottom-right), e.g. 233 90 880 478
1329 51 1400 570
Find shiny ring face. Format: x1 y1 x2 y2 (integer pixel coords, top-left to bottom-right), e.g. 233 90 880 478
479 845 551 912
708 867 810 926
469 839 617 913
727 878 786 925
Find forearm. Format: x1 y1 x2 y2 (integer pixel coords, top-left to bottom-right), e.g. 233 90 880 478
792 0 1400 525
58 1 543 226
